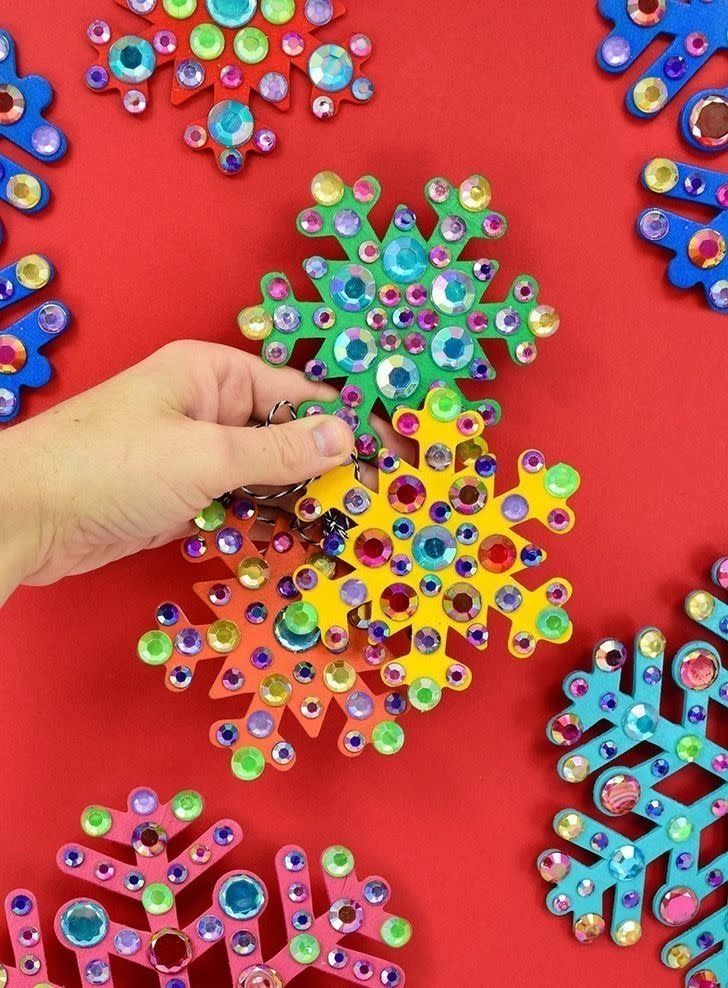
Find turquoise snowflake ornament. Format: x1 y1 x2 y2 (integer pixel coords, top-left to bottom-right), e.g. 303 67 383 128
538 628 728 970
0 29 67 237
238 171 560 458
0 252 70 423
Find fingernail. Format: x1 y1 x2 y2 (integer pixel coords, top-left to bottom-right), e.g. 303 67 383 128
313 419 351 458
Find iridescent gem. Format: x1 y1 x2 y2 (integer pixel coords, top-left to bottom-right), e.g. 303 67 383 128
430 326 474 369
108 36 156 83
376 355 419 399
443 582 481 621
608 845 645 881
622 702 659 741
208 99 254 147
412 526 456 570
333 327 377 372
599 773 641 815
382 237 427 283
308 44 354 91
431 270 475 314
219 875 266 920
330 264 376 311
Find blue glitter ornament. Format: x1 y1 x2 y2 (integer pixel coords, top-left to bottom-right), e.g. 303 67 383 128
0 30 67 239
0 252 70 423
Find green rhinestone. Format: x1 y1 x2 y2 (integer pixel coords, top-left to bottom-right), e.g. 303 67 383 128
544 463 580 499
427 387 461 422
231 746 266 781
322 845 355 878
234 27 269 63
261 0 295 23
195 500 226 531
81 806 112 837
536 606 571 640
171 790 204 821
142 883 175 915
163 0 197 17
283 600 319 636
676 735 702 762
289 933 321 964
408 677 442 712
667 815 694 842
381 916 412 948
190 22 225 59
137 630 173 666
372 721 405 755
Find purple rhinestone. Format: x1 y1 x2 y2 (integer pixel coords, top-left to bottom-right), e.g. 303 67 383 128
259 71 288 102
385 691 407 715
251 646 273 669
600 35 630 67
676 852 693 870
501 493 529 522
664 55 687 79
599 692 617 712
31 124 61 157
217 528 243 553
0 278 14 301
684 172 705 196
698 932 715 949
688 704 706 723
277 576 297 599
622 891 640 908
333 209 361 237
175 627 203 655
708 869 724 887
643 665 662 685
222 668 244 691
247 710 274 738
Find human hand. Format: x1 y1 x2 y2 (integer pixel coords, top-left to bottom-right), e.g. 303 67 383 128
0 341 356 603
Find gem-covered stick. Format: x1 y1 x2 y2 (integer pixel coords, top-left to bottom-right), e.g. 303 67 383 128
0 253 70 423
539 629 728 957
2 890 61 987
291 386 579 713
0 30 67 234
638 157 728 312
137 501 406 781
238 172 559 459
85 0 373 175
597 0 728 151
55 788 410 987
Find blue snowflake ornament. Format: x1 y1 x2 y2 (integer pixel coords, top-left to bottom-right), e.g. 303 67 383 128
0 253 70 423
538 628 728 965
597 0 728 153
0 30 67 238
637 156 728 312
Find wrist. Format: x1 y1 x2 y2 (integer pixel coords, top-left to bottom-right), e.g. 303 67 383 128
0 429 44 604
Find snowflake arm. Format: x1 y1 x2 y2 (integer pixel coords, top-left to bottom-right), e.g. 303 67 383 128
137 499 406 780
686 555 728 641
597 0 728 131
291 386 578 712
2 890 61 987
637 157 728 312
85 1 373 174
239 172 560 457
0 30 67 232
539 628 728 954
0 253 70 422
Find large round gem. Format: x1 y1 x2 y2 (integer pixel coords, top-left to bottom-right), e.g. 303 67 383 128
658 887 699 926
207 99 254 147
594 639 627 672
628 0 666 26
109 36 156 83
689 95 728 150
478 534 516 573
0 335 26 373
412 526 456 571
381 583 418 621
0 84 24 123
262 0 294 22
622 702 659 741
599 773 640 815
387 475 426 514
190 22 225 59
219 874 266 919
60 901 109 947
308 43 353 91
333 327 377 372
538 850 571 883
149 929 192 973
328 898 364 934
382 237 427 283
549 713 583 746
679 647 719 690
609 844 645 881
355 529 392 567
330 264 376 311
206 0 257 26
239 967 283 988
132 823 168 857
431 270 475 315
274 609 320 652
443 582 481 621
376 355 419 399
449 477 488 515
573 914 605 944
430 326 474 369
236 556 269 589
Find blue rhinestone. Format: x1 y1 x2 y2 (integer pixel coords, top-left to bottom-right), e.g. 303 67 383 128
219 874 265 920
599 692 617 712
330 264 376 312
608 844 645 881
651 758 670 777
207 99 254 147
643 665 662 685
688 704 706 724
646 798 664 818
664 55 687 79
412 526 457 571
622 702 659 741
308 43 354 92
60 902 109 947
382 236 428 283
333 327 377 372
676 852 694 870
109 36 156 84
393 518 415 539
698 932 715 949
430 327 474 370
385 691 407 714
600 741 617 759
206 0 257 27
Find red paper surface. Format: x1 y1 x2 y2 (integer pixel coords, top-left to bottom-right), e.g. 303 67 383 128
2 2 728 985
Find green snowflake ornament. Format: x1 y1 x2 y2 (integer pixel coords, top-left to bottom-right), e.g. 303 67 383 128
238 171 560 458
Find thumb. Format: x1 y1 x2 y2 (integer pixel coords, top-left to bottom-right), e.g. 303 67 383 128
207 414 355 490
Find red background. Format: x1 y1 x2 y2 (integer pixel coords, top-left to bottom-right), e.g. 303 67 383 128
2 2 728 985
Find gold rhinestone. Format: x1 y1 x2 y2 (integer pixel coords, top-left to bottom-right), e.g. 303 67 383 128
236 557 270 590
562 755 590 783
324 659 356 693
458 174 492 212
665 944 692 969
556 811 584 840
237 305 272 340
311 170 344 206
529 304 560 338
633 76 668 114
260 673 292 706
615 920 642 946
207 620 240 653
16 253 51 289
638 627 666 659
644 157 679 194
7 173 41 209
686 590 715 622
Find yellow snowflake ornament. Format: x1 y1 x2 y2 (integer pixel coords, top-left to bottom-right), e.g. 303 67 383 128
291 387 580 712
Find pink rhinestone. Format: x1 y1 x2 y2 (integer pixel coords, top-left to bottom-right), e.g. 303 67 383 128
396 412 419 435
300 209 323 233
354 178 376 202
220 64 243 88
267 277 289 301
